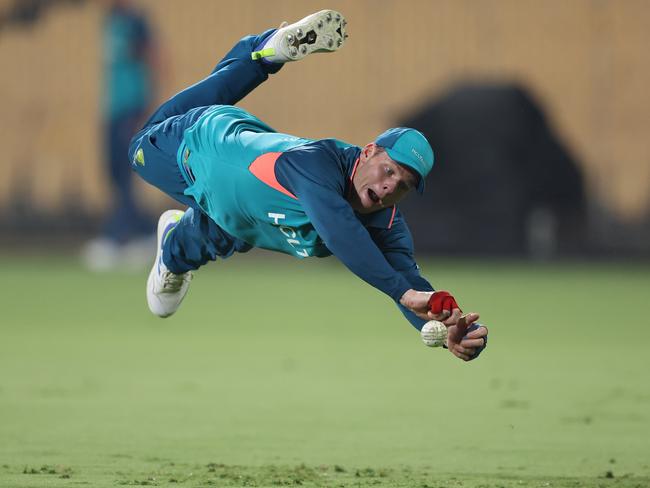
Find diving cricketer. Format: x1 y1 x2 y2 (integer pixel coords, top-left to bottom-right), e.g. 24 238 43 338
128 10 489 361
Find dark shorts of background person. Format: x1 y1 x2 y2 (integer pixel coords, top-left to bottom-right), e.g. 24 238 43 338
104 108 152 242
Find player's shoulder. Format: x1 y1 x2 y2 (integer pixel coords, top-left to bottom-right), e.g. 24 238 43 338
285 138 358 162
278 139 360 182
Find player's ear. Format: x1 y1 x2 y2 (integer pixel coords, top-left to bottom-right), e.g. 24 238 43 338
361 143 376 162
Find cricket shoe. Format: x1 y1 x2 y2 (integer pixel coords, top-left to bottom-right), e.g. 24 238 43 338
146 210 193 318
252 9 348 63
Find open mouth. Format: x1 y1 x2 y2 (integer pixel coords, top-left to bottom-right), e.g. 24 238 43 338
367 188 380 204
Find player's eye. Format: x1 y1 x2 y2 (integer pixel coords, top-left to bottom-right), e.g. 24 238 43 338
384 166 393 175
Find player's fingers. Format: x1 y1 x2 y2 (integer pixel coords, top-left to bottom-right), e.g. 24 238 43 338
416 311 433 321
452 344 474 356
460 338 484 348
458 312 479 332
442 308 462 326
429 311 449 321
465 325 488 340
464 312 480 324
452 349 471 361
455 314 470 335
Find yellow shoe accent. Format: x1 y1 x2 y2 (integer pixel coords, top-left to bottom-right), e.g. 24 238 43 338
251 47 276 60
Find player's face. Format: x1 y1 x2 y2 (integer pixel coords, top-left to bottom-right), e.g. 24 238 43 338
349 143 418 214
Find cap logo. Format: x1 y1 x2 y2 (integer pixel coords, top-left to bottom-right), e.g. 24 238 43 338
411 148 424 164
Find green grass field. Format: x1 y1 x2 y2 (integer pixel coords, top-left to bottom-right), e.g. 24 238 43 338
1 255 649 487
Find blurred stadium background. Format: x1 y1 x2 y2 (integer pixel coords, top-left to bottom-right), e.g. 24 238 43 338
0 0 649 256
1 1 649 487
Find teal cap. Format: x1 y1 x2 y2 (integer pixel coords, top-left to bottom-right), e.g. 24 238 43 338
375 127 434 194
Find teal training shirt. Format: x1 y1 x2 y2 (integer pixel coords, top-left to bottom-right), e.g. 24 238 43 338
179 105 333 258
178 105 426 304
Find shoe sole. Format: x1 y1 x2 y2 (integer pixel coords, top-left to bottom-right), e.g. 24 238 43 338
276 9 347 61
146 210 185 318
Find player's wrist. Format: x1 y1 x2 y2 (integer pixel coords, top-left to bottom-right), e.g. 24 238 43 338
399 289 416 307
400 289 430 308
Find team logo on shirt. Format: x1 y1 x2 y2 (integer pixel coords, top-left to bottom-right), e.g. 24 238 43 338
268 212 309 258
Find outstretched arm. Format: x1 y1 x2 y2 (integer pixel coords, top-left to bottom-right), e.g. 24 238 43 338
275 145 431 311
274 144 481 336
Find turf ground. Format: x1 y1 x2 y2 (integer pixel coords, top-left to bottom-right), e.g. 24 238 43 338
1 255 649 487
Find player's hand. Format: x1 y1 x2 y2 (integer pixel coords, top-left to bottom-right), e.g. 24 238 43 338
427 290 462 326
399 289 435 321
446 312 488 361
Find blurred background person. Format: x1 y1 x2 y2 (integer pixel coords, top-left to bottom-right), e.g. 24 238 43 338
82 0 160 271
